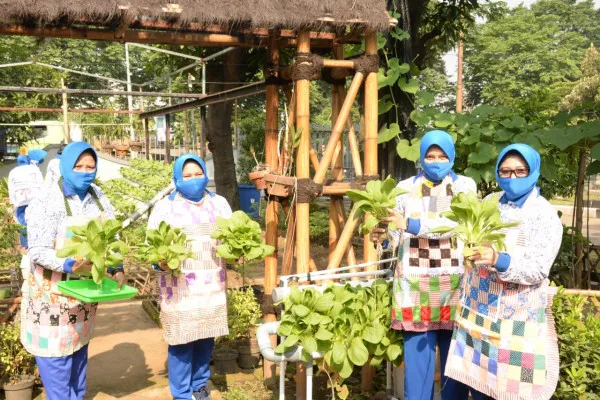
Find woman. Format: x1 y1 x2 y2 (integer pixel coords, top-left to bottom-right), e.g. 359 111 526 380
8 150 46 248
147 154 232 400
444 144 562 400
45 144 66 187
373 130 477 400
22 141 125 400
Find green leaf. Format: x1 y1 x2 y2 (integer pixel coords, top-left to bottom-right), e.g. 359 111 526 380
386 343 402 361
302 336 318 354
410 110 431 127
348 337 369 366
398 77 419 94
315 327 334 341
396 138 421 162
415 91 435 106
332 341 346 364
433 113 454 128
292 305 310 318
378 123 401 144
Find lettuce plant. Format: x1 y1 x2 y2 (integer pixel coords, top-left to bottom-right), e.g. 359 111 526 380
210 210 274 264
429 192 519 262
347 176 407 235
56 219 129 284
135 221 194 277
275 280 402 399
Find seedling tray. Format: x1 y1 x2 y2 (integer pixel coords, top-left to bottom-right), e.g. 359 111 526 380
57 278 137 303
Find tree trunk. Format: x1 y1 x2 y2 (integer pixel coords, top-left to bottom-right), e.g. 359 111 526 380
574 148 587 288
205 49 244 210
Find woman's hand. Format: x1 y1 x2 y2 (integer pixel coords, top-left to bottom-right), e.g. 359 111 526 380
72 259 92 274
109 270 126 289
380 209 408 231
369 227 388 244
157 260 169 271
470 246 499 267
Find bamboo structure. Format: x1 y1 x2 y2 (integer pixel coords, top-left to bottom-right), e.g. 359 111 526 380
263 31 280 381
0 5 393 398
295 30 311 400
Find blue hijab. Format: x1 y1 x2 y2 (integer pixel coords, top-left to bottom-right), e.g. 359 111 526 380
60 142 98 200
28 149 47 165
496 143 541 208
16 155 30 166
418 130 456 183
170 154 210 202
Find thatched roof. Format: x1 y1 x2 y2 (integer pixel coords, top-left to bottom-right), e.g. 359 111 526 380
0 1 392 32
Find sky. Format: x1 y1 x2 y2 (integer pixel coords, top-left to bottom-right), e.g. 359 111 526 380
443 0 600 81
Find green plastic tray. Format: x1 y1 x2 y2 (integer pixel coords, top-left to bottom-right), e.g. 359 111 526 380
57 278 138 303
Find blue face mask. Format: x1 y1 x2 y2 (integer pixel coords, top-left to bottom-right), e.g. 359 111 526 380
68 171 97 200
172 154 210 202
175 176 209 202
59 142 98 200
422 162 452 183
495 144 541 207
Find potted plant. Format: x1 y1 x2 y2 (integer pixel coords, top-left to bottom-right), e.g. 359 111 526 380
212 339 239 374
0 320 36 400
347 175 407 235
227 287 262 369
429 192 519 268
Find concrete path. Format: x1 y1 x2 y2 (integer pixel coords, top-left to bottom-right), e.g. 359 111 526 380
85 300 170 399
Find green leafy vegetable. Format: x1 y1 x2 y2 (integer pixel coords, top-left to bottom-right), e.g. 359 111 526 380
56 219 129 284
428 192 519 262
275 280 403 399
210 210 274 264
346 176 407 235
135 221 194 277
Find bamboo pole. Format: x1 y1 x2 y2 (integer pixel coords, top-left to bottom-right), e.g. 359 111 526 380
329 43 345 259
282 85 296 175
263 31 280 382
281 203 296 276
0 106 141 114
327 207 360 270
346 118 363 177
313 72 364 184
333 198 357 267
294 30 311 400
362 30 379 392
309 147 320 171
322 59 355 69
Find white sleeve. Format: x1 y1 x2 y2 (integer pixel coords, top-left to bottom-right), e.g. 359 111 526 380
497 206 563 285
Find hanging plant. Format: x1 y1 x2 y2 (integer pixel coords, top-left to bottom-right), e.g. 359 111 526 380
56 219 129 284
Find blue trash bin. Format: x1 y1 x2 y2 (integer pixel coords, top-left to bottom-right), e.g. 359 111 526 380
238 184 261 219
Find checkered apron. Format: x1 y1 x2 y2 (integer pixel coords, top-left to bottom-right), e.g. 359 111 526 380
445 211 559 399
391 175 465 332
157 200 229 346
21 193 101 358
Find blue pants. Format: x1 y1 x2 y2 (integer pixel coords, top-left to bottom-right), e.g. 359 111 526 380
168 338 214 400
403 330 470 400
35 344 88 400
15 205 27 248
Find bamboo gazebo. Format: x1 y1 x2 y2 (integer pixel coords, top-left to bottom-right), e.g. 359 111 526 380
0 1 395 396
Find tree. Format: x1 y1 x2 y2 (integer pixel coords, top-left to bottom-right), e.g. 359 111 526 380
375 0 503 179
464 0 600 121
